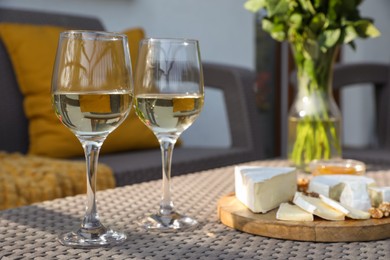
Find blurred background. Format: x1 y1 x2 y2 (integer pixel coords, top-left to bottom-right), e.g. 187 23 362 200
0 0 389 157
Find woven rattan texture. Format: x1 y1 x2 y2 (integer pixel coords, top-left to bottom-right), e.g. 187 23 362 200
1 159 389 259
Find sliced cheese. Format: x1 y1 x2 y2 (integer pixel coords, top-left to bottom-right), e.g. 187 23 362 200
319 194 370 220
293 192 345 221
369 186 390 207
308 174 376 201
234 166 297 213
276 202 314 221
339 181 372 211
319 194 349 214
341 203 371 220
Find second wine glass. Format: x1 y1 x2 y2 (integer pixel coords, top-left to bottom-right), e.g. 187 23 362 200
134 38 204 231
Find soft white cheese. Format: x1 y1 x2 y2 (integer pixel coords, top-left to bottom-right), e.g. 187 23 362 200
368 186 390 207
293 192 345 221
339 181 372 211
341 203 371 219
319 194 370 219
276 202 314 221
319 194 349 214
308 174 376 200
234 166 297 213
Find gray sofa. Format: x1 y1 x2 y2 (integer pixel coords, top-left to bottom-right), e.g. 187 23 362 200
0 7 265 186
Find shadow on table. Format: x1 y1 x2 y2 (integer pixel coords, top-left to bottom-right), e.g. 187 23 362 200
0 204 84 234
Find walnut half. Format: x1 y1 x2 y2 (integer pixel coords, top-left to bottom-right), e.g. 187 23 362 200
297 178 309 192
378 202 390 217
369 202 390 219
369 208 384 219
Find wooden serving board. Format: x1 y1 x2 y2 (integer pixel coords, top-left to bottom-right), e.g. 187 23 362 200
217 193 390 242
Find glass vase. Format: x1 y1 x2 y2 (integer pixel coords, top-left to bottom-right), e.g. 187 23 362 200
288 43 342 171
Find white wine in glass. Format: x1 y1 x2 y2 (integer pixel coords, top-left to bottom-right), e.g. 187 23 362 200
134 38 204 231
51 31 133 247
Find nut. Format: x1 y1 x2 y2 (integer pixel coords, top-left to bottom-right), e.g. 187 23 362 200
369 208 384 219
378 202 390 217
297 178 309 192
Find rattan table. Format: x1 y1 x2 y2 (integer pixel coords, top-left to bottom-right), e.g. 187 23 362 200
1 159 389 259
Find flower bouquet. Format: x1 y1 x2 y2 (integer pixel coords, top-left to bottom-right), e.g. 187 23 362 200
245 0 381 170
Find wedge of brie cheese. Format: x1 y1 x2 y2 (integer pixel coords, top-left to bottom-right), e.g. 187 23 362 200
293 192 345 221
234 166 297 213
308 175 376 201
319 194 371 219
339 181 372 211
276 202 314 221
369 186 390 207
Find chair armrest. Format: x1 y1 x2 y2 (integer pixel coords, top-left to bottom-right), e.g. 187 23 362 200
201 62 264 159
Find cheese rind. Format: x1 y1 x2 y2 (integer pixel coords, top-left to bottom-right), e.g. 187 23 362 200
276 203 314 221
369 186 390 207
235 166 297 213
293 192 345 221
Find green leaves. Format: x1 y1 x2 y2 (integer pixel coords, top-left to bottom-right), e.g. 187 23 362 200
262 18 287 41
299 0 316 15
290 13 303 28
327 0 343 22
353 19 381 38
309 13 326 34
266 0 290 16
319 29 341 51
244 0 266 12
244 0 381 51
343 19 381 45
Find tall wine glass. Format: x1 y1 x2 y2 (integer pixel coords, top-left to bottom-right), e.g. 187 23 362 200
51 31 133 247
134 38 204 231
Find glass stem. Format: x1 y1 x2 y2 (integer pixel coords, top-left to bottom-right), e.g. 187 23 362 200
81 141 104 231
158 136 177 216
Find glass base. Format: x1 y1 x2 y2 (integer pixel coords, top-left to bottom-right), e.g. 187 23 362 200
137 211 198 231
58 227 127 248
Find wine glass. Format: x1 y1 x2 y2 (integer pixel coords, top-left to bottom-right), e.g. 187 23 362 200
51 31 133 247
134 38 204 231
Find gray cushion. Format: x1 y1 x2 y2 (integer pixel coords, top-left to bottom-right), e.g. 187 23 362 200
0 40 29 152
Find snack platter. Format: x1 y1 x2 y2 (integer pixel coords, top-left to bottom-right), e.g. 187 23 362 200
218 164 390 242
217 193 390 242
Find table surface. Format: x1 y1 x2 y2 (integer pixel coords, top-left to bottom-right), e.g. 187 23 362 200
1 159 389 260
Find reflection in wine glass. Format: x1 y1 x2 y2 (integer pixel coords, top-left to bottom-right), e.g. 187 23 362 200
51 31 133 247
134 38 204 231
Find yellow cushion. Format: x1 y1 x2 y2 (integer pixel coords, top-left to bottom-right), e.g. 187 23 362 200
0 152 115 210
0 23 159 158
